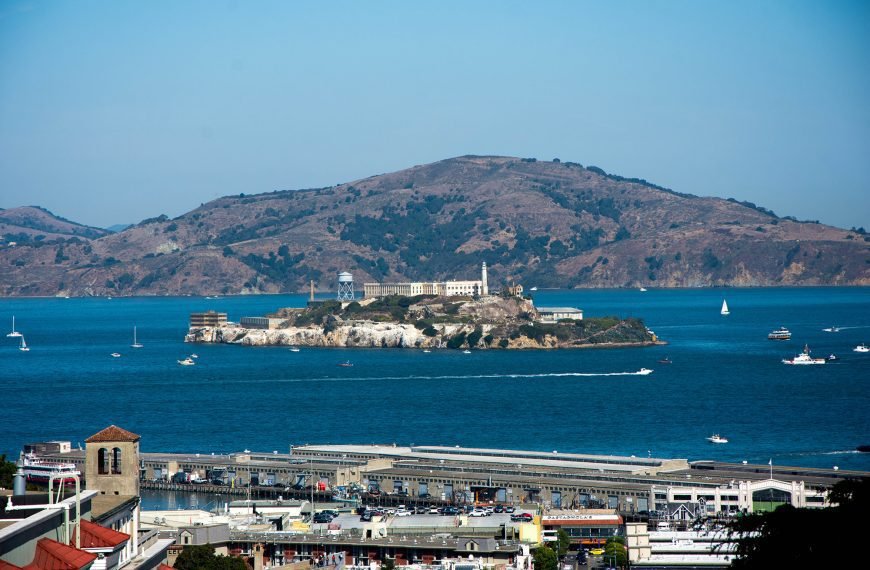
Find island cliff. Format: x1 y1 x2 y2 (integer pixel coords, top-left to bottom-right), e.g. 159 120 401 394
185 294 660 350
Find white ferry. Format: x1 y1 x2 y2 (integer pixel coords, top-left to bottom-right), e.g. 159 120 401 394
767 326 792 341
22 454 80 485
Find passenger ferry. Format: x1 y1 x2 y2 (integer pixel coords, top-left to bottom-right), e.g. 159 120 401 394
22 454 80 485
767 326 792 341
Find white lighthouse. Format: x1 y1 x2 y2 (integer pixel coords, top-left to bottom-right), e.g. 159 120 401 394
481 261 488 296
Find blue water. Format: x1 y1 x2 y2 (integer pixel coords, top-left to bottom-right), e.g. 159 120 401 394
1 288 869 472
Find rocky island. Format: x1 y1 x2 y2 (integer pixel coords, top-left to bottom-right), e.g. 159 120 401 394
185 294 660 350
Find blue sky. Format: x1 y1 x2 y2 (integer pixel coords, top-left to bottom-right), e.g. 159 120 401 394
1 0 868 229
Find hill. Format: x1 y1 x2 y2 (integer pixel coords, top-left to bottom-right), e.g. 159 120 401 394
0 206 110 242
1 156 868 297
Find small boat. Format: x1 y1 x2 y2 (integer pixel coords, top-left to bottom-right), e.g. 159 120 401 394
857 445 870 453
7 316 22 338
110 352 121 358
823 326 840 332
190 353 199 359
529 286 538 291
337 361 353 367
767 327 792 340
289 347 300 352
177 357 195 366
783 344 826 365
19 337 29 352
639 287 648 292
720 299 729 315
657 357 672 364
826 354 838 362
131 326 143 348
422 349 431 353
636 368 653 375
462 350 472 354
706 434 729 444
854 344 869 353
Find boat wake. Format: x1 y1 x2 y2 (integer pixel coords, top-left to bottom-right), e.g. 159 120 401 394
285 370 654 383
775 449 859 458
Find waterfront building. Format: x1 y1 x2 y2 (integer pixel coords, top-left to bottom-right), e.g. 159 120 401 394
364 263 489 298
188 311 227 327
536 307 583 322
239 316 284 329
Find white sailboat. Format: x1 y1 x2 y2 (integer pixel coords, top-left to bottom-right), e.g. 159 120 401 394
7 316 22 338
131 326 143 348
720 299 730 315
19 337 29 352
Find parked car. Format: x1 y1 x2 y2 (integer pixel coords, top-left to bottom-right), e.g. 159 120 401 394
505 506 515 513
395 509 412 517
360 512 373 522
494 505 505 513
469 509 488 517
441 506 459 515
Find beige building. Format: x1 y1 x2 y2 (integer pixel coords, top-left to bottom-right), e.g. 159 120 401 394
364 262 489 298
189 311 227 327
85 425 141 497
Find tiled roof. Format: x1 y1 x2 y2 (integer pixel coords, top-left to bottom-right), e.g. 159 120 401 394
84 425 140 443
72 519 130 548
24 538 97 570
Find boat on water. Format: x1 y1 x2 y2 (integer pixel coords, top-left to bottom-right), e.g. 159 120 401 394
22 453 80 485
783 344 826 365
177 357 195 366
289 347 300 352
190 353 199 358
857 445 870 453
422 349 431 353
720 299 730 315
639 287 648 292
706 434 729 444
529 287 538 291
637 368 653 375
7 316 22 338
823 326 840 332
826 354 838 362
767 326 792 340
657 357 672 364
19 337 29 352
337 361 353 367
111 352 121 358
462 350 472 354
131 326 143 348
854 344 869 353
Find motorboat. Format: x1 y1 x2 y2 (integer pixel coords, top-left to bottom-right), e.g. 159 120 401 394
639 287 648 292
706 434 729 444
637 368 653 375
190 353 199 358
823 326 840 332
337 361 353 367
657 357 672 364
854 344 869 353
529 287 538 291
782 345 825 365
289 347 300 352
767 327 792 340
422 349 431 353
463 350 472 354
110 352 121 358
826 354 838 362
178 357 195 366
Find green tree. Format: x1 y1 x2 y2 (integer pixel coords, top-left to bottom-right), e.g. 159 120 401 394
174 544 247 570
1 454 17 488
556 529 571 557
532 544 557 570
604 536 627 568
726 477 868 568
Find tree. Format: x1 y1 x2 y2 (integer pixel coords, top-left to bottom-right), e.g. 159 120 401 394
556 529 571 557
726 477 868 568
532 544 557 570
174 544 247 570
604 536 627 568
1 454 17 488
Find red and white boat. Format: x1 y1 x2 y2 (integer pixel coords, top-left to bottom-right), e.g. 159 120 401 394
782 345 826 365
22 454 80 485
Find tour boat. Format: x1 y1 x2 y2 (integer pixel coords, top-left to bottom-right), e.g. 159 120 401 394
720 299 729 315
7 316 22 338
19 337 29 352
767 326 792 340
854 344 869 353
782 345 826 365
177 357 195 366
706 434 729 444
22 454 80 485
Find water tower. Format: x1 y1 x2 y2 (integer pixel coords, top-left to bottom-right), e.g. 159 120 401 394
337 271 355 300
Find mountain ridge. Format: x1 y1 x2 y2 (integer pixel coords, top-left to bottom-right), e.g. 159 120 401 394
1 155 867 297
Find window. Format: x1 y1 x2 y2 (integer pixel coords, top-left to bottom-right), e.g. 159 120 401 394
98 448 109 474
112 447 122 474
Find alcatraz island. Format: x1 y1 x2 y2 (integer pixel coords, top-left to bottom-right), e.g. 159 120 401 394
186 263 660 350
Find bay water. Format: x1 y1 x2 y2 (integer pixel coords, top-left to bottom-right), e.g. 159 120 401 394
1 287 868 473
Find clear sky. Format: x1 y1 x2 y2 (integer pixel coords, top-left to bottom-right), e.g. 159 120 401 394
1 0 868 230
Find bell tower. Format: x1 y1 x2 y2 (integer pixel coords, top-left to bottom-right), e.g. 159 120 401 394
85 425 141 496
